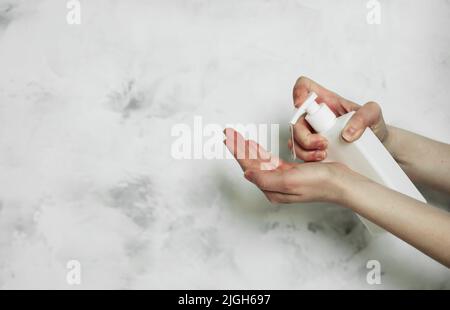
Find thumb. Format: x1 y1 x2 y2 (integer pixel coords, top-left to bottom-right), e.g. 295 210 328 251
342 101 381 142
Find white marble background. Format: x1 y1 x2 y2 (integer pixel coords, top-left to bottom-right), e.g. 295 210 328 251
0 0 449 289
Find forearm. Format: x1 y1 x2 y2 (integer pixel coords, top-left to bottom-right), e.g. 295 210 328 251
338 176 450 267
383 126 450 193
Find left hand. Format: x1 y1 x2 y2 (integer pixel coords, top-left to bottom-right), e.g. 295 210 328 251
224 128 365 204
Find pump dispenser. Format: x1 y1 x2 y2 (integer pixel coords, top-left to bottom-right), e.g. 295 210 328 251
290 92 336 132
290 92 426 234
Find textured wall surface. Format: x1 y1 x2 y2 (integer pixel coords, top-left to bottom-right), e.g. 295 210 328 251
0 0 449 289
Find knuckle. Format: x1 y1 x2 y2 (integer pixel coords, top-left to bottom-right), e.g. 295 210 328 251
293 76 307 98
365 101 380 110
350 113 366 127
366 101 382 117
296 75 305 85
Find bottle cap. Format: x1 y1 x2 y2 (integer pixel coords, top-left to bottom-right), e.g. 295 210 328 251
289 92 336 133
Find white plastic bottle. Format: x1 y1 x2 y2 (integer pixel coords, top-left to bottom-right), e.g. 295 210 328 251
290 92 426 234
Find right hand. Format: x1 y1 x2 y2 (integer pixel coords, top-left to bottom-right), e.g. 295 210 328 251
289 76 388 162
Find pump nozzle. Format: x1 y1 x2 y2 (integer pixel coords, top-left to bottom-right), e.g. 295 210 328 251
289 92 319 125
289 92 337 133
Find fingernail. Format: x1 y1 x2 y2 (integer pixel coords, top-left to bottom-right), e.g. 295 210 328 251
315 151 325 160
342 126 356 141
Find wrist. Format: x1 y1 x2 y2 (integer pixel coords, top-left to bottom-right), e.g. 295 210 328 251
329 164 372 208
382 126 409 167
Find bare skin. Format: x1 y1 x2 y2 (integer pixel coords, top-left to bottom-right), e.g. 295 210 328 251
224 76 450 268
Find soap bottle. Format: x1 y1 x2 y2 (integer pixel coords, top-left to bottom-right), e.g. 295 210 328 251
290 92 426 234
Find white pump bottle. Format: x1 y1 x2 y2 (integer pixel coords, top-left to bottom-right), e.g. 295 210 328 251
290 92 426 234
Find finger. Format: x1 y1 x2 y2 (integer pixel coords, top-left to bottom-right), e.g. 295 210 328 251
225 128 262 160
337 96 361 115
248 139 285 169
288 139 326 162
224 128 254 170
293 76 361 116
263 191 299 204
293 116 328 150
292 76 342 115
224 128 284 171
293 76 331 107
248 139 269 161
224 127 245 158
244 169 294 193
342 101 382 142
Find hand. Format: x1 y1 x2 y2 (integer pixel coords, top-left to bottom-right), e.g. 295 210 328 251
224 128 365 204
290 76 388 162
